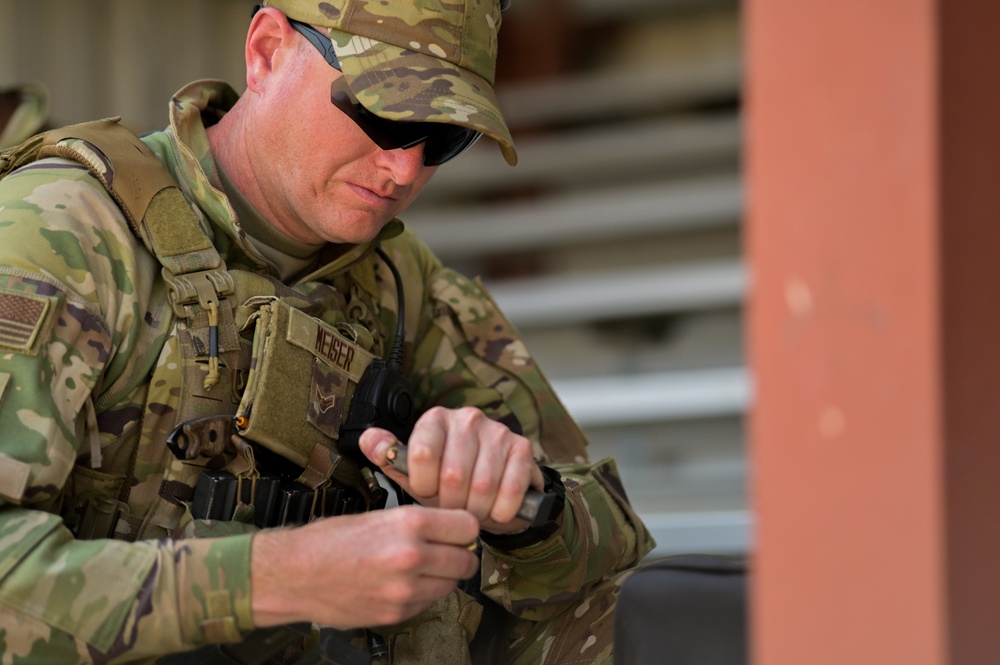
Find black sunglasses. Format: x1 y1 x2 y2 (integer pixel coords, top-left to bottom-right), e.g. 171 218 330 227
288 18 482 166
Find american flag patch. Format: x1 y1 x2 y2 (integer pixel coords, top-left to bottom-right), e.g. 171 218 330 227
0 291 50 352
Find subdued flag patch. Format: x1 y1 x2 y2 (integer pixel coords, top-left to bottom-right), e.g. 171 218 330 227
0 291 50 352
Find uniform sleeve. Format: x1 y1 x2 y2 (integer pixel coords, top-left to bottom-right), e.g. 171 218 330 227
389 231 656 622
0 162 254 662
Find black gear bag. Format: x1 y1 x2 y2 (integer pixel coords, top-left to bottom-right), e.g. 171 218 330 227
614 553 748 665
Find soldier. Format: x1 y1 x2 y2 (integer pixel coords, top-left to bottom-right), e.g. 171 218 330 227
0 2 653 664
0 82 49 149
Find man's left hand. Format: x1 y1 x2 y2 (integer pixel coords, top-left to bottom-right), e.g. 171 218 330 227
359 406 545 534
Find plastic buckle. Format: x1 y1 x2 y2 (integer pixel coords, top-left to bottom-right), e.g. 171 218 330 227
162 267 235 318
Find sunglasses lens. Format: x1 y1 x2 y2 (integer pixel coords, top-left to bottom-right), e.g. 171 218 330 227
331 81 482 166
422 125 482 167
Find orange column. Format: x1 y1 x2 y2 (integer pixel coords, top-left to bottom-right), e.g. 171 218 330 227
746 0 1000 663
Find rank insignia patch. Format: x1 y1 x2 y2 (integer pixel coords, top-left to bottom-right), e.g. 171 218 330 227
0 291 51 353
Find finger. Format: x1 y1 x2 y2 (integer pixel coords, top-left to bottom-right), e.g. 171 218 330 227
415 506 480 548
396 552 480 608
360 507 480 575
359 427 399 467
489 439 544 524
404 409 448 499
435 410 484 510
395 508 480 580
359 428 415 491
528 459 546 492
420 543 481 582
463 434 507 520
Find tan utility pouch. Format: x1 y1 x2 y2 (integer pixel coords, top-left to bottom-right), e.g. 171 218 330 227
235 298 377 484
382 589 483 665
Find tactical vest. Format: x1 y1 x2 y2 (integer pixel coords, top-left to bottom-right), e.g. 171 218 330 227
3 119 513 665
0 118 401 541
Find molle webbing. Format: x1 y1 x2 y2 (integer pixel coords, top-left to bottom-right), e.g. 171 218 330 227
25 119 235 398
31 118 222 275
3 119 383 538
38 119 177 232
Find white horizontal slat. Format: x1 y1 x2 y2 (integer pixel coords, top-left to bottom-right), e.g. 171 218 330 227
551 367 750 426
415 113 741 198
641 509 752 558
407 176 743 259
484 259 746 328
498 58 741 129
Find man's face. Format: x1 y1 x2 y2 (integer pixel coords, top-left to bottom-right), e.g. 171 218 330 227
247 28 439 246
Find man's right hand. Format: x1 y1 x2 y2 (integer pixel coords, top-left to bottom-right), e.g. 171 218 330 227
249 505 480 629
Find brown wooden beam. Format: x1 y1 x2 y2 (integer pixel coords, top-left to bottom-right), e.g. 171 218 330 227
746 0 1000 661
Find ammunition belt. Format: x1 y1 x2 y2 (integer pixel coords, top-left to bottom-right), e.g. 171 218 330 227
190 470 367 528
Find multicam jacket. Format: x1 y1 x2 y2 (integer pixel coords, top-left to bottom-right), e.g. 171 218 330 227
0 80 653 663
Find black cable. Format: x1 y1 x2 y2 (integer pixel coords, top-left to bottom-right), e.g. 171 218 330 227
374 246 406 372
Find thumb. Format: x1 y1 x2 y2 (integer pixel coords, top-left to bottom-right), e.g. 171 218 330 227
358 427 401 467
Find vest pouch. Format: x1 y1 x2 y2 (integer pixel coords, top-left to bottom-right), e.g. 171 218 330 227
62 463 130 539
235 297 378 478
381 589 483 665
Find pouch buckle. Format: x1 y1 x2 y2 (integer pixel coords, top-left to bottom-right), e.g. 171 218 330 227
162 266 235 318
163 266 236 389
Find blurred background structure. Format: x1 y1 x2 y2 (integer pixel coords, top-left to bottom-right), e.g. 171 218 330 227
6 1 1000 663
409 0 748 559
1 0 749 560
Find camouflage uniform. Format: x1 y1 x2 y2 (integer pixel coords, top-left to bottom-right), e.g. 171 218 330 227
0 2 654 664
0 79 654 663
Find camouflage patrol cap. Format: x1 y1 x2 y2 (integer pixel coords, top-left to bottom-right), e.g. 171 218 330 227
262 0 517 166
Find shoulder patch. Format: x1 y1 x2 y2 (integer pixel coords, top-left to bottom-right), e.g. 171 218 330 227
0 290 51 354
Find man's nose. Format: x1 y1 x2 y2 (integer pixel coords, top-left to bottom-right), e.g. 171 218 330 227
378 142 429 184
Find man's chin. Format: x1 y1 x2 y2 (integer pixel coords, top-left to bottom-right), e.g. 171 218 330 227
318 218 392 246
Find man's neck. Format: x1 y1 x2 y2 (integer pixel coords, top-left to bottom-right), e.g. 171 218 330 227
206 104 303 244
206 108 247 200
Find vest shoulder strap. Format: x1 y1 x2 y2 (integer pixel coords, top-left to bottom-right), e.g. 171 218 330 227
2 117 222 277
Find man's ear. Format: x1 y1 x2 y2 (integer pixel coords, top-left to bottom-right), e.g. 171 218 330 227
245 6 295 93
